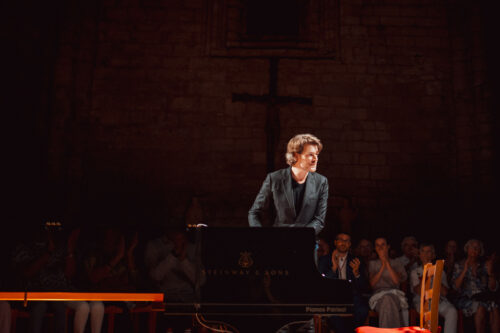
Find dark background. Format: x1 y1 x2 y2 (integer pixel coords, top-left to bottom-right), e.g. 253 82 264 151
2 0 499 254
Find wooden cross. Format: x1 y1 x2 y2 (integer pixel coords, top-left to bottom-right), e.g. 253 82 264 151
232 58 312 172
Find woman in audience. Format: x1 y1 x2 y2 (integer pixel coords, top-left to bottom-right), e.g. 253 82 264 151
453 239 499 333
368 237 409 328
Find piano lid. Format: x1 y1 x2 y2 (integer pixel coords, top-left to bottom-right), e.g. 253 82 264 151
186 227 353 307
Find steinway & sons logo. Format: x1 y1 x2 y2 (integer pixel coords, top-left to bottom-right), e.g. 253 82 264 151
203 251 289 277
238 251 253 268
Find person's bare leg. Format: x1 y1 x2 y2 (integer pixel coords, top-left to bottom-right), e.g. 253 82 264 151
489 308 500 333
475 306 486 333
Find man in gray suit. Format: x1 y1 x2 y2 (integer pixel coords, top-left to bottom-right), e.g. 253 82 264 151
248 133 329 236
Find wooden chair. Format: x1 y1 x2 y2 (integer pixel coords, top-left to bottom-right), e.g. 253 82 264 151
356 259 444 333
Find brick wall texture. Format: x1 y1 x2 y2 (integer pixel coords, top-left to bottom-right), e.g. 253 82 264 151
10 0 497 242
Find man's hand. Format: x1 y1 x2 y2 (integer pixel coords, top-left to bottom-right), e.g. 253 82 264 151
350 258 361 277
331 250 339 271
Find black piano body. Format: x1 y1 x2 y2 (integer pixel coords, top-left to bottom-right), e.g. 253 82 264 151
163 227 354 322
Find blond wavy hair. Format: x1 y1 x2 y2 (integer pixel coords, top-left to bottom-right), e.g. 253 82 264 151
285 133 323 166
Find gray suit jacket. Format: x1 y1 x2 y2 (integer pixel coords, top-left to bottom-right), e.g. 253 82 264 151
248 168 329 235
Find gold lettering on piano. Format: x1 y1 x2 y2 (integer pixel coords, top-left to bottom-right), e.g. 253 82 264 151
202 269 289 277
305 306 346 314
327 306 347 313
264 270 288 276
306 306 326 313
238 251 254 268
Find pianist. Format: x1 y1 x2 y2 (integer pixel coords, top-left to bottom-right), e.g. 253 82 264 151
248 133 329 236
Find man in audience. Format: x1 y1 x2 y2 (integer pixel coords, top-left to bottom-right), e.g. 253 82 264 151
395 236 419 297
396 236 419 274
147 228 204 333
354 238 376 279
318 233 370 332
410 243 457 333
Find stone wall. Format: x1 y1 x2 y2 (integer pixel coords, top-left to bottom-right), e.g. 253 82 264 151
13 0 495 243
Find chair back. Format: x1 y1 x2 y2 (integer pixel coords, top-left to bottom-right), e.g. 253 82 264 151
419 259 444 333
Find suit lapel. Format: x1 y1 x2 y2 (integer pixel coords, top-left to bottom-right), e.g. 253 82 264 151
296 172 315 222
282 169 296 218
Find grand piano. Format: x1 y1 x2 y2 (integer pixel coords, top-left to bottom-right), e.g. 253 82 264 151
164 227 354 332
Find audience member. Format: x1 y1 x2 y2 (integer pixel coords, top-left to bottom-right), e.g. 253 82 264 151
11 224 74 333
444 240 460 278
144 227 196 278
396 236 419 274
84 227 139 333
354 238 376 279
65 228 105 333
318 233 370 332
316 236 330 258
395 236 419 298
368 237 409 328
442 239 461 304
0 301 10 333
410 243 457 333
453 239 499 333
149 229 201 302
147 229 203 333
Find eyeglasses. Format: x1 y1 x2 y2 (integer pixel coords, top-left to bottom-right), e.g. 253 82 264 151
336 239 351 243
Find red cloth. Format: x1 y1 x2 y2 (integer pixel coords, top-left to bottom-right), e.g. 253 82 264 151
356 326 431 333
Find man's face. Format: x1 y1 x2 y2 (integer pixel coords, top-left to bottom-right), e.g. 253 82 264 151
335 234 351 254
402 239 418 257
419 246 434 265
445 240 457 255
294 144 319 172
357 239 373 257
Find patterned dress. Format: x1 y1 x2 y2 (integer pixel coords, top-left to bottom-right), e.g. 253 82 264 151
452 260 498 317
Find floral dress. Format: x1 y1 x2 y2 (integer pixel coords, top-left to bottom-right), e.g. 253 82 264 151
452 260 498 317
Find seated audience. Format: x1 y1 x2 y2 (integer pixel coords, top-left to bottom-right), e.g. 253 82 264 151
318 233 370 332
84 227 139 333
410 243 457 333
316 236 331 258
144 227 196 281
148 229 201 302
441 239 462 304
146 228 203 333
395 236 419 295
66 227 105 333
11 224 98 333
368 237 409 328
354 238 376 280
453 239 499 333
